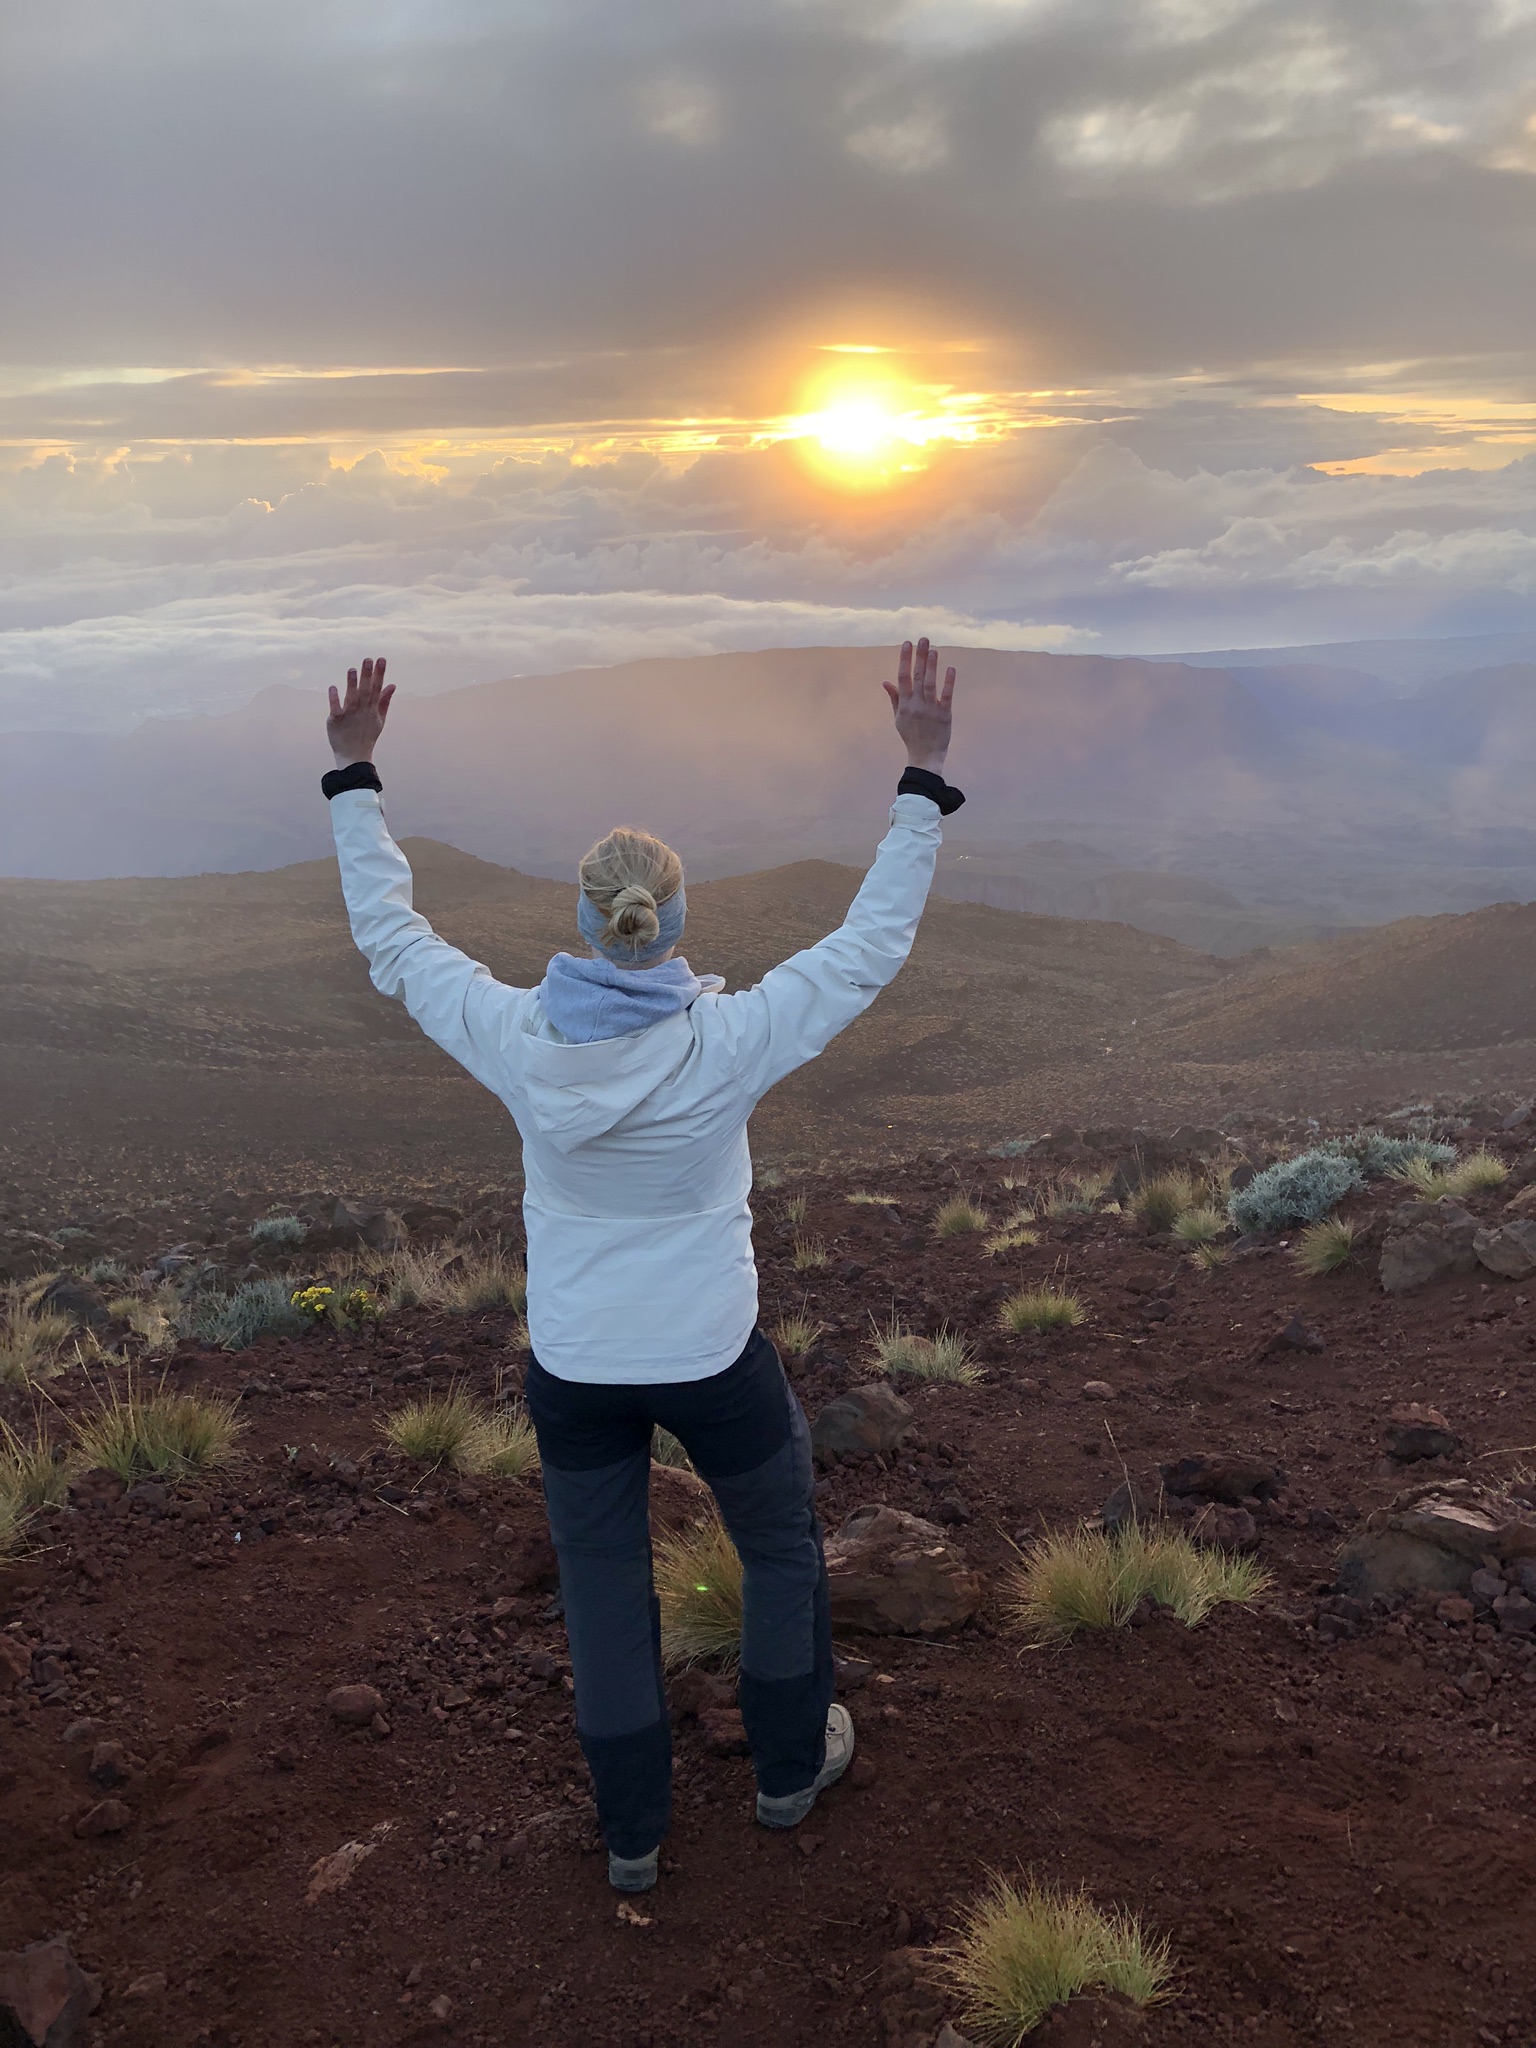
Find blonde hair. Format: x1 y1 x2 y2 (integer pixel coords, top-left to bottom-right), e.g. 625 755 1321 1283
578 826 684 952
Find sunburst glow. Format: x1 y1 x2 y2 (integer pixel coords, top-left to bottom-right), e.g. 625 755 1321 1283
772 369 987 488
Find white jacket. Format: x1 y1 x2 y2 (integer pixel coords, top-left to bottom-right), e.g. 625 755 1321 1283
328 788 944 1383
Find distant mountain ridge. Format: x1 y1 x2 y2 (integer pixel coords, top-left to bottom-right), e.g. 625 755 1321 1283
4 641 1533 948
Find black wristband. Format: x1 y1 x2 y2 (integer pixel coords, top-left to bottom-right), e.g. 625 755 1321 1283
321 761 383 800
898 765 965 815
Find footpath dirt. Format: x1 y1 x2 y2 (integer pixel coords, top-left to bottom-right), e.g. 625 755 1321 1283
4 1149 1536 2048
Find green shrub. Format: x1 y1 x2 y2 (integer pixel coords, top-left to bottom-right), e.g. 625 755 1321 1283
1228 1150 1362 1234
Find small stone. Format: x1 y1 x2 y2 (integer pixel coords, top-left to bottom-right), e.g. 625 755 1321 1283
1457 1666 1493 1700
273 1745 298 1772
59 1717 103 1745
1436 1595 1476 1625
74 1798 132 1838
88 1741 129 1790
1493 1590 1536 1635
934 2026 979 2048
811 1384 914 1465
1469 1567 1508 1609
796 1832 821 1857
1384 1404 1462 1463
326 1683 385 1727
427 1995 453 2022
698 1708 751 1758
833 1655 874 1691
1082 1381 1115 1401
849 1756 878 1789
370 1713 391 1740
1 1637 36 1690
125 1971 167 2000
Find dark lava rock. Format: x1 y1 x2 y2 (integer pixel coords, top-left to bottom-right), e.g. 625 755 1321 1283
34 1276 111 1330
1160 1454 1285 1504
1383 1404 1461 1463
0 1937 102 2048
810 1383 914 1465
73 1799 131 1839
1379 1202 1479 1295
1254 1314 1325 1358
698 1707 750 1757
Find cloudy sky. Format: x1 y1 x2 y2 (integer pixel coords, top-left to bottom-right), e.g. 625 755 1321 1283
3 0 1536 729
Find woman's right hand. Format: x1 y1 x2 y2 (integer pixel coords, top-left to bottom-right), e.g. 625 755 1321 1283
882 637 956 773
327 656 394 767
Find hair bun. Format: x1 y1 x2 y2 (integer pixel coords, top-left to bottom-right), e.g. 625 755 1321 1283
607 882 661 947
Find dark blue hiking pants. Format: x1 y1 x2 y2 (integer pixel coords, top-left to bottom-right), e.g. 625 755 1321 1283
525 1328 834 1860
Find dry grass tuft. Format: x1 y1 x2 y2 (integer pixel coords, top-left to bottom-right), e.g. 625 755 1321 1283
1445 1149 1510 1197
935 1195 990 1239
440 1249 528 1315
869 1313 982 1385
1003 1523 1270 1644
1292 1216 1356 1276
656 1515 743 1669
73 1380 244 1483
381 1388 537 1477
937 1875 1174 2045
1170 1205 1228 1247
791 1235 830 1272
1130 1172 1199 1234
845 1190 899 1208
772 1306 827 1361
0 1288 73 1385
651 1426 693 1470
1188 1243 1228 1275
998 1285 1086 1335
0 1415 76 1511
783 1193 808 1227
985 1211 1040 1257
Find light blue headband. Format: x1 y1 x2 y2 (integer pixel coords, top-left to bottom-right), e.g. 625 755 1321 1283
576 883 687 965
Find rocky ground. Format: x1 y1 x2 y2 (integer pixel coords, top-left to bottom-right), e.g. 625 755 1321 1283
4 1111 1536 2048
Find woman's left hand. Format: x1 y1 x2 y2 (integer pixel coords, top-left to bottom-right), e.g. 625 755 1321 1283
327 657 394 766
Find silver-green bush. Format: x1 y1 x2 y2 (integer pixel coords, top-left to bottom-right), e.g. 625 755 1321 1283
1228 1150 1363 1234
1322 1131 1456 1179
189 1278 309 1349
250 1214 304 1246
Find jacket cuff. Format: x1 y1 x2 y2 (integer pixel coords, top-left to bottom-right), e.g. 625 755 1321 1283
322 761 383 799
897 765 964 815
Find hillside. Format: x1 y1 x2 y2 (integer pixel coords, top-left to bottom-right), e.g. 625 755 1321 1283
0 840 1223 1197
1147 899 1536 1059
2 841 1534 1202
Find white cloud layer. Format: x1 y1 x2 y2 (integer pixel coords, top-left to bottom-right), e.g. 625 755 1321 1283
3 431 1535 730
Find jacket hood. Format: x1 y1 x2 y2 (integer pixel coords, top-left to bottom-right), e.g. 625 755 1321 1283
516 1005 703 1152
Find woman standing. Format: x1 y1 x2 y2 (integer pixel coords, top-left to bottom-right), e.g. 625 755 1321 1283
321 641 962 1892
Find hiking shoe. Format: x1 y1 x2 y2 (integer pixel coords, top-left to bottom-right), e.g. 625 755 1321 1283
608 1848 659 1893
755 1704 854 1829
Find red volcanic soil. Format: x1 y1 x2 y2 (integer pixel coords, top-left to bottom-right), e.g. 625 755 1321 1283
4 1146 1536 2048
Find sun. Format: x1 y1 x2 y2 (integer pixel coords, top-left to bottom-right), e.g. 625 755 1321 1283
775 368 981 489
